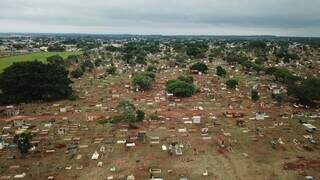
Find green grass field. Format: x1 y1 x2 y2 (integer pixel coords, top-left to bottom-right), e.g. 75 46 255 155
0 51 81 72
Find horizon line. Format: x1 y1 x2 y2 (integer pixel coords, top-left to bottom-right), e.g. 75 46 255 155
0 32 319 38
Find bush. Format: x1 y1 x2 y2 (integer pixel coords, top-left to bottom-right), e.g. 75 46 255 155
0 61 72 104
112 100 145 124
190 62 208 73
216 66 226 77
132 73 153 91
226 79 238 89
106 66 117 75
177 75 194 84
143 71 156 81
70 68 84 78
146 65 157 72
265 67 278 75
136 110 145 122
272 93 286 104
166 80 195 97
149 114 160 120
13 132 32 154
110 116 122 124
251 89 260 101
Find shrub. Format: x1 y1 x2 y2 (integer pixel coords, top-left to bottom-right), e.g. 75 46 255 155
177 75 194 84
226 79 238 89
132 73 153 91
272 93 286 104
146 65 157 72
111 100 145 124
13 132 32 154
136 110 145 122
149 114 160 120
166 80 195 97
216 66 226 77
106 66 117 75
251 89 260 101
143 71 156 81
265 67 278 75
273 68 299 83
190 62 208 73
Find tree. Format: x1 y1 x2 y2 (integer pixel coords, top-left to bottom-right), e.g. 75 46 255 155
273 68 299 83
186 43 208 58
70 68 84 78
0 61 72 104
13 132 32 154
132 73 153 91
117 100 136 122
190 62 208 74
251 89 260 101
216 66 226 77
166 79 195 97
288 78 320 105
116 100 144 124
226 79 238 89
248 41 267 49
48 44 65 52
47 55 63 65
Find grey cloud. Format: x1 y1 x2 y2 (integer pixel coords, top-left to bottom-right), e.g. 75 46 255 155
0 0 319 36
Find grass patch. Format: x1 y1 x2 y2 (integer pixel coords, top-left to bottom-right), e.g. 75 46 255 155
0 51 81 72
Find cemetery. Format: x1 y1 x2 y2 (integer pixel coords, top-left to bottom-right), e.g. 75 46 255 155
0 38 319 179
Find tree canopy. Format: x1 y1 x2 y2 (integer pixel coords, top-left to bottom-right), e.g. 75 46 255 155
166 77 196 97
132 72 155 91
288 78 320 105
0 61 72 104
190 62 208 74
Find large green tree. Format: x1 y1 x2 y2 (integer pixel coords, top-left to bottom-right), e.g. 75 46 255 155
288 78 320 105
132 73 153 91
166 79 196 97
190 62 208 74
0 61 72 104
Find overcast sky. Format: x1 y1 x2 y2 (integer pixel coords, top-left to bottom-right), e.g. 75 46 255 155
0 0 319 36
